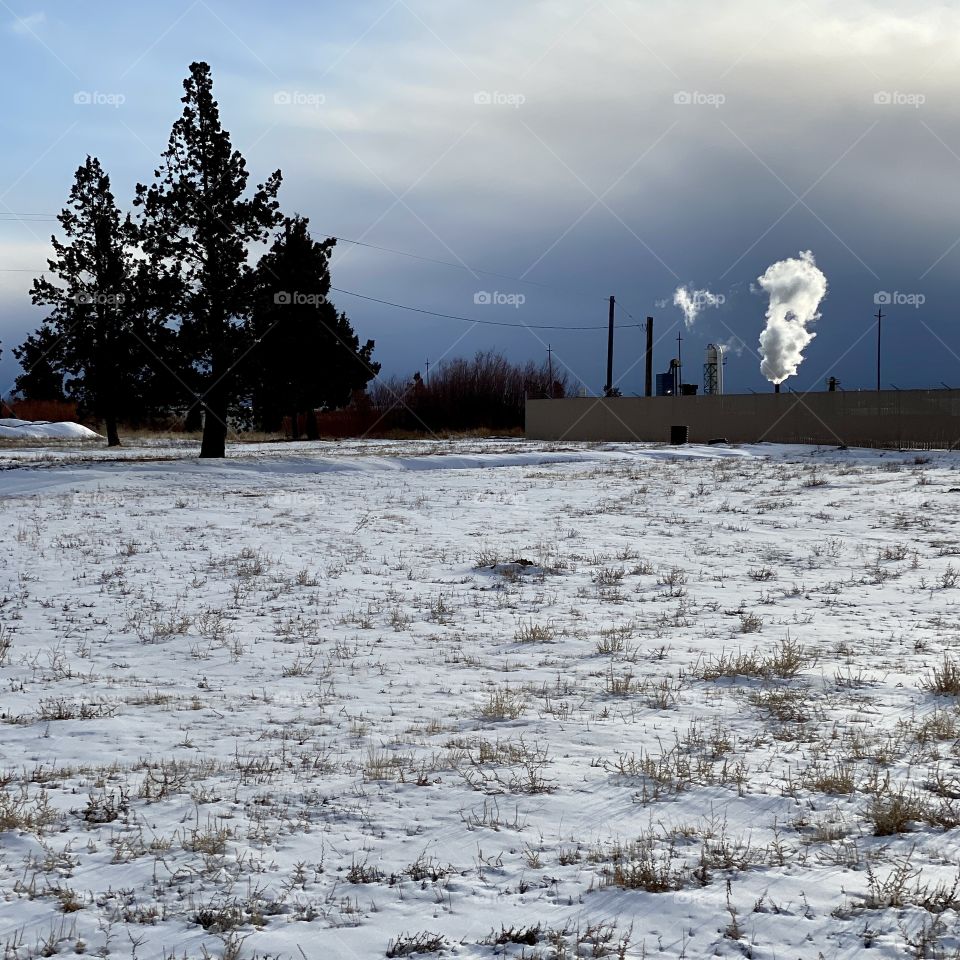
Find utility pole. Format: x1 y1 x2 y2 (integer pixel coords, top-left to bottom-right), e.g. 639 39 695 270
547 344 554 399
644 317 653 397
604 295 615 395
875 307 883 392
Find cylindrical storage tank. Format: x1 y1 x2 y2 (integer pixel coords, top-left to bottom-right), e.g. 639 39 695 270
670 425 689 445
704 343 724 395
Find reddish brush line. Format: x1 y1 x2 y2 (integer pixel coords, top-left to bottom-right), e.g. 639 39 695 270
3 399 79 423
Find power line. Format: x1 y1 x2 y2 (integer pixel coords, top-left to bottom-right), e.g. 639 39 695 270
327 232 650 321
330 285 644 331
0 217 622 302
0 215 653 316
324 232 625 306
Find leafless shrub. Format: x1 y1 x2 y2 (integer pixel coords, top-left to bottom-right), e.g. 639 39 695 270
389 607 412 631
474 546 502 568
478 687 526 722
514 620 554 643
861 855 920 909
657 566 687 588
639 677 681 710
595 629 636 657
803 761 856 795
881 543 910 561
697 638 809 681
482 924 541 947
195 608 231 644
363 748 412 782
183 819 232 855
595 566 625 587
938 564 959 589
802 468 827 487
346 858 384 884
459 797 527 832
481 920 630 959
747 687 812 722
427 594 454 623
193 900 250 932
81 788 129 825
232 547 269 579
0 787 58 834
593 837 684 892
36 698 117 722
387 932 448 957
138 758 207 802
128 604 191 644
865 779 957 836
462 741 555 795
405 854 453 882
925 656 960 696
604 665 636 696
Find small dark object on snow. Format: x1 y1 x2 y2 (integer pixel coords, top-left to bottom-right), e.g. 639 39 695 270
707 437 728 445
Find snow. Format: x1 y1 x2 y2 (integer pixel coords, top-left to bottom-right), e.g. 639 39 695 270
0 418 101 440
2 438 960 958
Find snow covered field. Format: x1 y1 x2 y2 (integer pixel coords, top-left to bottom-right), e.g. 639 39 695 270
3 438 960 959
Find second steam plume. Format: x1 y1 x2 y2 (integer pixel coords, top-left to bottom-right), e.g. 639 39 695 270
757 250 827 387
673 285 723 328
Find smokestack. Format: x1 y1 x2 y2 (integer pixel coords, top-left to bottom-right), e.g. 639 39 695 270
645 317 653 397
604 295 615 395
774 383 781 394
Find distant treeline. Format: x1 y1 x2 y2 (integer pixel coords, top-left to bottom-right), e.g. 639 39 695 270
309 352 569 437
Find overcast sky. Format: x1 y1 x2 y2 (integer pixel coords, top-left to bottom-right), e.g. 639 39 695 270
2 0 960 397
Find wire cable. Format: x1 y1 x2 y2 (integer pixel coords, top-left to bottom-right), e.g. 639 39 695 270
330 285 644 331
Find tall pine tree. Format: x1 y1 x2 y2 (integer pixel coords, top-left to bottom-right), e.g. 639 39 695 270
12 325 66 402
135 61 281 458
248 216 379 436
29 156 140 446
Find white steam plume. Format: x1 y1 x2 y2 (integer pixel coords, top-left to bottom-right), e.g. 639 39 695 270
756 250 827 385
673 286 723 328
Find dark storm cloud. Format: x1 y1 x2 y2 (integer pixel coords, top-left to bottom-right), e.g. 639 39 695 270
3 0 960 394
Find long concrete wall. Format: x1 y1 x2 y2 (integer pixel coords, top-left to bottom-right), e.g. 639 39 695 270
526 389 960 448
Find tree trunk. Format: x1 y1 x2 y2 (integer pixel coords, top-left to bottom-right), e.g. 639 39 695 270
289 408 300 441
184 402 203 432
199 377 227 458
105 415 121 447
305 408 318 441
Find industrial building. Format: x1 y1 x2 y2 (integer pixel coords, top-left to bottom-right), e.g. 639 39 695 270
529 317 960 448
